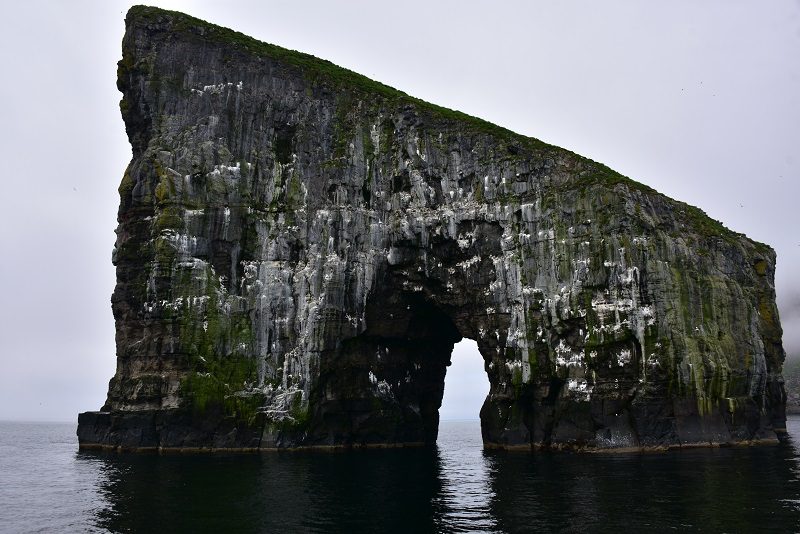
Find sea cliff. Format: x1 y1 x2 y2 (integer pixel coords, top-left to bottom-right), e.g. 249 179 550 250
78 6 786 451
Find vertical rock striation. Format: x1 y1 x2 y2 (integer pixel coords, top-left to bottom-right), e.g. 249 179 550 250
78 6 786 451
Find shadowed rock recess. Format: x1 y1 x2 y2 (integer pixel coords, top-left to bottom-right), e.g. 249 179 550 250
78 6 787 451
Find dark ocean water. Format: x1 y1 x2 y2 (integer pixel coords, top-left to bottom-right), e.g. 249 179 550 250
2 419 800 533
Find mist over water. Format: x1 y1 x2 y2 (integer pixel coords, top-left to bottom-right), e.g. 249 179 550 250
2 419 800 532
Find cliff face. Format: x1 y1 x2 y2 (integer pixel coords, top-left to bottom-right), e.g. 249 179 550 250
78 6 786 451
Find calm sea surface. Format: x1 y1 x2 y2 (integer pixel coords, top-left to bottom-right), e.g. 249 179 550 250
2 418 800 533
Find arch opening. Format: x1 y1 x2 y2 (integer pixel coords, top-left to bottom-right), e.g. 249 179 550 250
440 339 489 424
306 226 532 448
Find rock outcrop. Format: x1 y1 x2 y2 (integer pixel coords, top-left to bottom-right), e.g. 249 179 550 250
78 6 787 451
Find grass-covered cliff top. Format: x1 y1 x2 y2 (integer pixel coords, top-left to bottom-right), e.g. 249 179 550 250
125 5 766 253
127 5 534 147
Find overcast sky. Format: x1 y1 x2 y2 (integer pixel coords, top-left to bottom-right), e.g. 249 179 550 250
0 1 797 422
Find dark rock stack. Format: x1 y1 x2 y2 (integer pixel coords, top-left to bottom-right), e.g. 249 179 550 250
78 6 786 451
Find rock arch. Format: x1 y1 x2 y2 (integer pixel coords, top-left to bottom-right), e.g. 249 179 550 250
78 6 786 451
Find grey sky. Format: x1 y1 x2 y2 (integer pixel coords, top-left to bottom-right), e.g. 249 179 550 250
0 0 797 422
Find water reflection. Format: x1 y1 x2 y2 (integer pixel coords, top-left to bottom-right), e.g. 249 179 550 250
485 437 800 533
434 422 498 532
76 420 800 533
81 448 445 533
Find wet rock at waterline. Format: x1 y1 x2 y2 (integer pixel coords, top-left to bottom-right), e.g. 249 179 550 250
78 6 787 451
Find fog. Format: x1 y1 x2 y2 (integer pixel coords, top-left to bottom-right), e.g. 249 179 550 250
0 0 797 422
